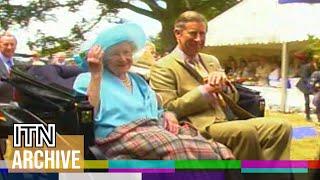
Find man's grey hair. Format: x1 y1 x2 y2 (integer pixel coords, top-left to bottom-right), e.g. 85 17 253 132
174 11 208 31
0 31 18 44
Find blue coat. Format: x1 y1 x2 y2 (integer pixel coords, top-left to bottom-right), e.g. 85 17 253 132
296 63 315 95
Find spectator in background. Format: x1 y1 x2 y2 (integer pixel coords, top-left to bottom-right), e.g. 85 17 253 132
0 31 16 103
255 56 273 86
268 61 281 87
236 58 254 78
30 51 45 65
134 41 157 68
27 64 84 89
310 61 320 122
243 56 258 80
296 52 318 121
131 42 158 80
237 58 247 76
52 52 66 65
73 54 89 71
0 31 17 160
224 56 237 77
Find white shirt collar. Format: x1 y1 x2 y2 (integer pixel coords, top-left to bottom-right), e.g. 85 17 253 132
174 46 200 64
55 61 65 65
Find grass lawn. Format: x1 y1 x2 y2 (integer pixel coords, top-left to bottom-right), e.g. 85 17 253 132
266 111 320 160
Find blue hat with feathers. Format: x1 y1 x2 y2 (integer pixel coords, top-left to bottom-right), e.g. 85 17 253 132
80 23 146 54
76 23 146 71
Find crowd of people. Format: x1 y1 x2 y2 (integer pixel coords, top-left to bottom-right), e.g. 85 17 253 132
3 10 320 161
222 52 320 123
222 55 299 87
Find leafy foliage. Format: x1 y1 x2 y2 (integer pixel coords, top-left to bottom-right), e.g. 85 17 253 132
0 0 85 30
307 35 320 55
26 31 73 56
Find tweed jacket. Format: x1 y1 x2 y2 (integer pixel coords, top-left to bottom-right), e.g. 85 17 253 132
150 51 253 133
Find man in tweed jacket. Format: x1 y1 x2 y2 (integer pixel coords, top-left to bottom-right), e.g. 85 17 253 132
150 11 292 160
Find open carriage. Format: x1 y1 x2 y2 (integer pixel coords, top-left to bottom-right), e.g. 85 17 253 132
0 65 106 161
0 65 266 162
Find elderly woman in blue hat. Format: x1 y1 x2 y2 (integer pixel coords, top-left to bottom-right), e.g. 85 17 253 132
73 23 234 160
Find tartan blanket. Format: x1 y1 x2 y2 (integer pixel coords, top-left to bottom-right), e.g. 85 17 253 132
95 118 234 160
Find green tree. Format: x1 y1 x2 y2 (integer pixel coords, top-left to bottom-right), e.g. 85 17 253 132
1 0 239 54
0 0 86 55
26 30 73 56
0 0 85 30
98 0 239 52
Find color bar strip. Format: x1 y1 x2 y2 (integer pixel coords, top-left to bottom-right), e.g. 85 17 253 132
108 168 175 173
242 160 308 168
142 172 225 180
175 160 241 169
241 168 308 173
0 169 8 173
84 160 108 169
279 0 320 4
308 160 320 169
109 160 174 169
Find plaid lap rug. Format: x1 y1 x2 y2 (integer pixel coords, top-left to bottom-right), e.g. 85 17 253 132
95 118 234 160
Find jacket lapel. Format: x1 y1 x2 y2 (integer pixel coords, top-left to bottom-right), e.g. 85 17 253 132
200 54 216 73
171 52 206 84
0 58 9 77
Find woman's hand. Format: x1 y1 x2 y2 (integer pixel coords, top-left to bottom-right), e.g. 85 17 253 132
163 111 179 125
163 111 179 135
87 45 104 75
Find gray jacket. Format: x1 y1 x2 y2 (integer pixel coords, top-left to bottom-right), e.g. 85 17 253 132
0 57 13 103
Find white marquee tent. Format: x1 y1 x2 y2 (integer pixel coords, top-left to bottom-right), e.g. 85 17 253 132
205 0 320 111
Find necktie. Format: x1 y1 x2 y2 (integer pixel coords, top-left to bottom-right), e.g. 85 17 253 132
193 60 208 79
6 60 13 69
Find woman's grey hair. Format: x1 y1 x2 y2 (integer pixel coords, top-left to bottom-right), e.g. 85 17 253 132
102 41 137 64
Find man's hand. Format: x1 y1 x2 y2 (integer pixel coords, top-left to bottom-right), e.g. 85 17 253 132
204 70 227 93
87 45 104 75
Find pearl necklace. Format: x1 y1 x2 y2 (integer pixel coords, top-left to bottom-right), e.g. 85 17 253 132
121 75 132 92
